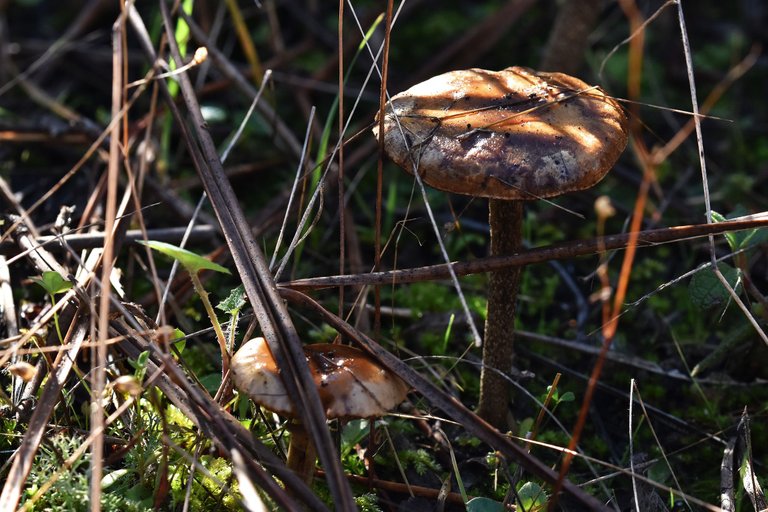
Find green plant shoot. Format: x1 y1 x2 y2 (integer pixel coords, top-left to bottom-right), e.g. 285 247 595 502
140 240 231 382
30 271 72 342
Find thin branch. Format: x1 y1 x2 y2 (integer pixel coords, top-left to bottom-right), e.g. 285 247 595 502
280 216 768 290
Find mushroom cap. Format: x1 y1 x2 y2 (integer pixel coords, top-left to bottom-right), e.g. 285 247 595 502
230 337 409 420
374 66 628 200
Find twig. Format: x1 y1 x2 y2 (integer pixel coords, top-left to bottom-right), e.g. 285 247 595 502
1 225 218 255
280 216 768 289
318 471 468 505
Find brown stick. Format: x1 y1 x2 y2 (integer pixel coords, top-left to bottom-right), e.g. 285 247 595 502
280 217 768 290
316 471 467 505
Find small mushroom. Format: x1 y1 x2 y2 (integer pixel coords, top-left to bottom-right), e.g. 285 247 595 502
230 337 408 483
8 361 36 382
375 66 627 427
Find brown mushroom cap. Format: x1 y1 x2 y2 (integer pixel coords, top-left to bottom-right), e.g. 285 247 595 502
230 337 409 420
374 66 628 200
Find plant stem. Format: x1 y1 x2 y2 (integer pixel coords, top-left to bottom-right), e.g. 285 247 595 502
49 293 64 343
189 271 229 376
476 199 524 429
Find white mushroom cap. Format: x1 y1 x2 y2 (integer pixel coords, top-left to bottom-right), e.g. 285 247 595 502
374 66 628 200
230 337 409 420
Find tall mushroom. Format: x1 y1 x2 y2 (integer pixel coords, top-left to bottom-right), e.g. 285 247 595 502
230 336 409 484
375 66 627 428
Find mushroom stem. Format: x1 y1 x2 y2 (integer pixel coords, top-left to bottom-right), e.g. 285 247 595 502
476 199 524 429
286 422 318 487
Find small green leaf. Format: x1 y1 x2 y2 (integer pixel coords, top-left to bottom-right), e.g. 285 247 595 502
140 240 230 275
712 210 768 251
133 351 150 369
237 394 251 418
737 227 768 251
518 417 534 438
517 481 547 511
647 459 671 484
199 373 222 395
712 211 739 252
545 385 559 403
30 271 72 295
216 285 246 315
466 497 504 512
689 263 741 310
558 391 575 403
171 328 187 353
125 481 153 502
129 351 150 381
441 313 455 354
341 419 371 457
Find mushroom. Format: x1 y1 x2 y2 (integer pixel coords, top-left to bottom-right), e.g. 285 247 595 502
374 66 627 428
230 336 409 483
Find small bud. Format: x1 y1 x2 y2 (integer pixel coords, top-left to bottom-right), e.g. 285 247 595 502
589 286 613 304
136 139 157 164
192 47 208 65
54 205 76 235
9 361 36 381
594 195 616 220
113 375 142 397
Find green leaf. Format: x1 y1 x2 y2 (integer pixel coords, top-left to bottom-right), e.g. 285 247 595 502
441 313 455 354
140 240 230 275
216 285 246 315
237 394 251 418
466 497 504 512
518 417 534 438
30 271 72 295
170 328 186 353
129 351 150 371
712 211 739 251
166 0 194 98
517 481 547 511
199 373 222 395
129 351 150 381
558 391 575 403
341 419 370 458
545 385 559 403
689 263 741 310
712 210 768 252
